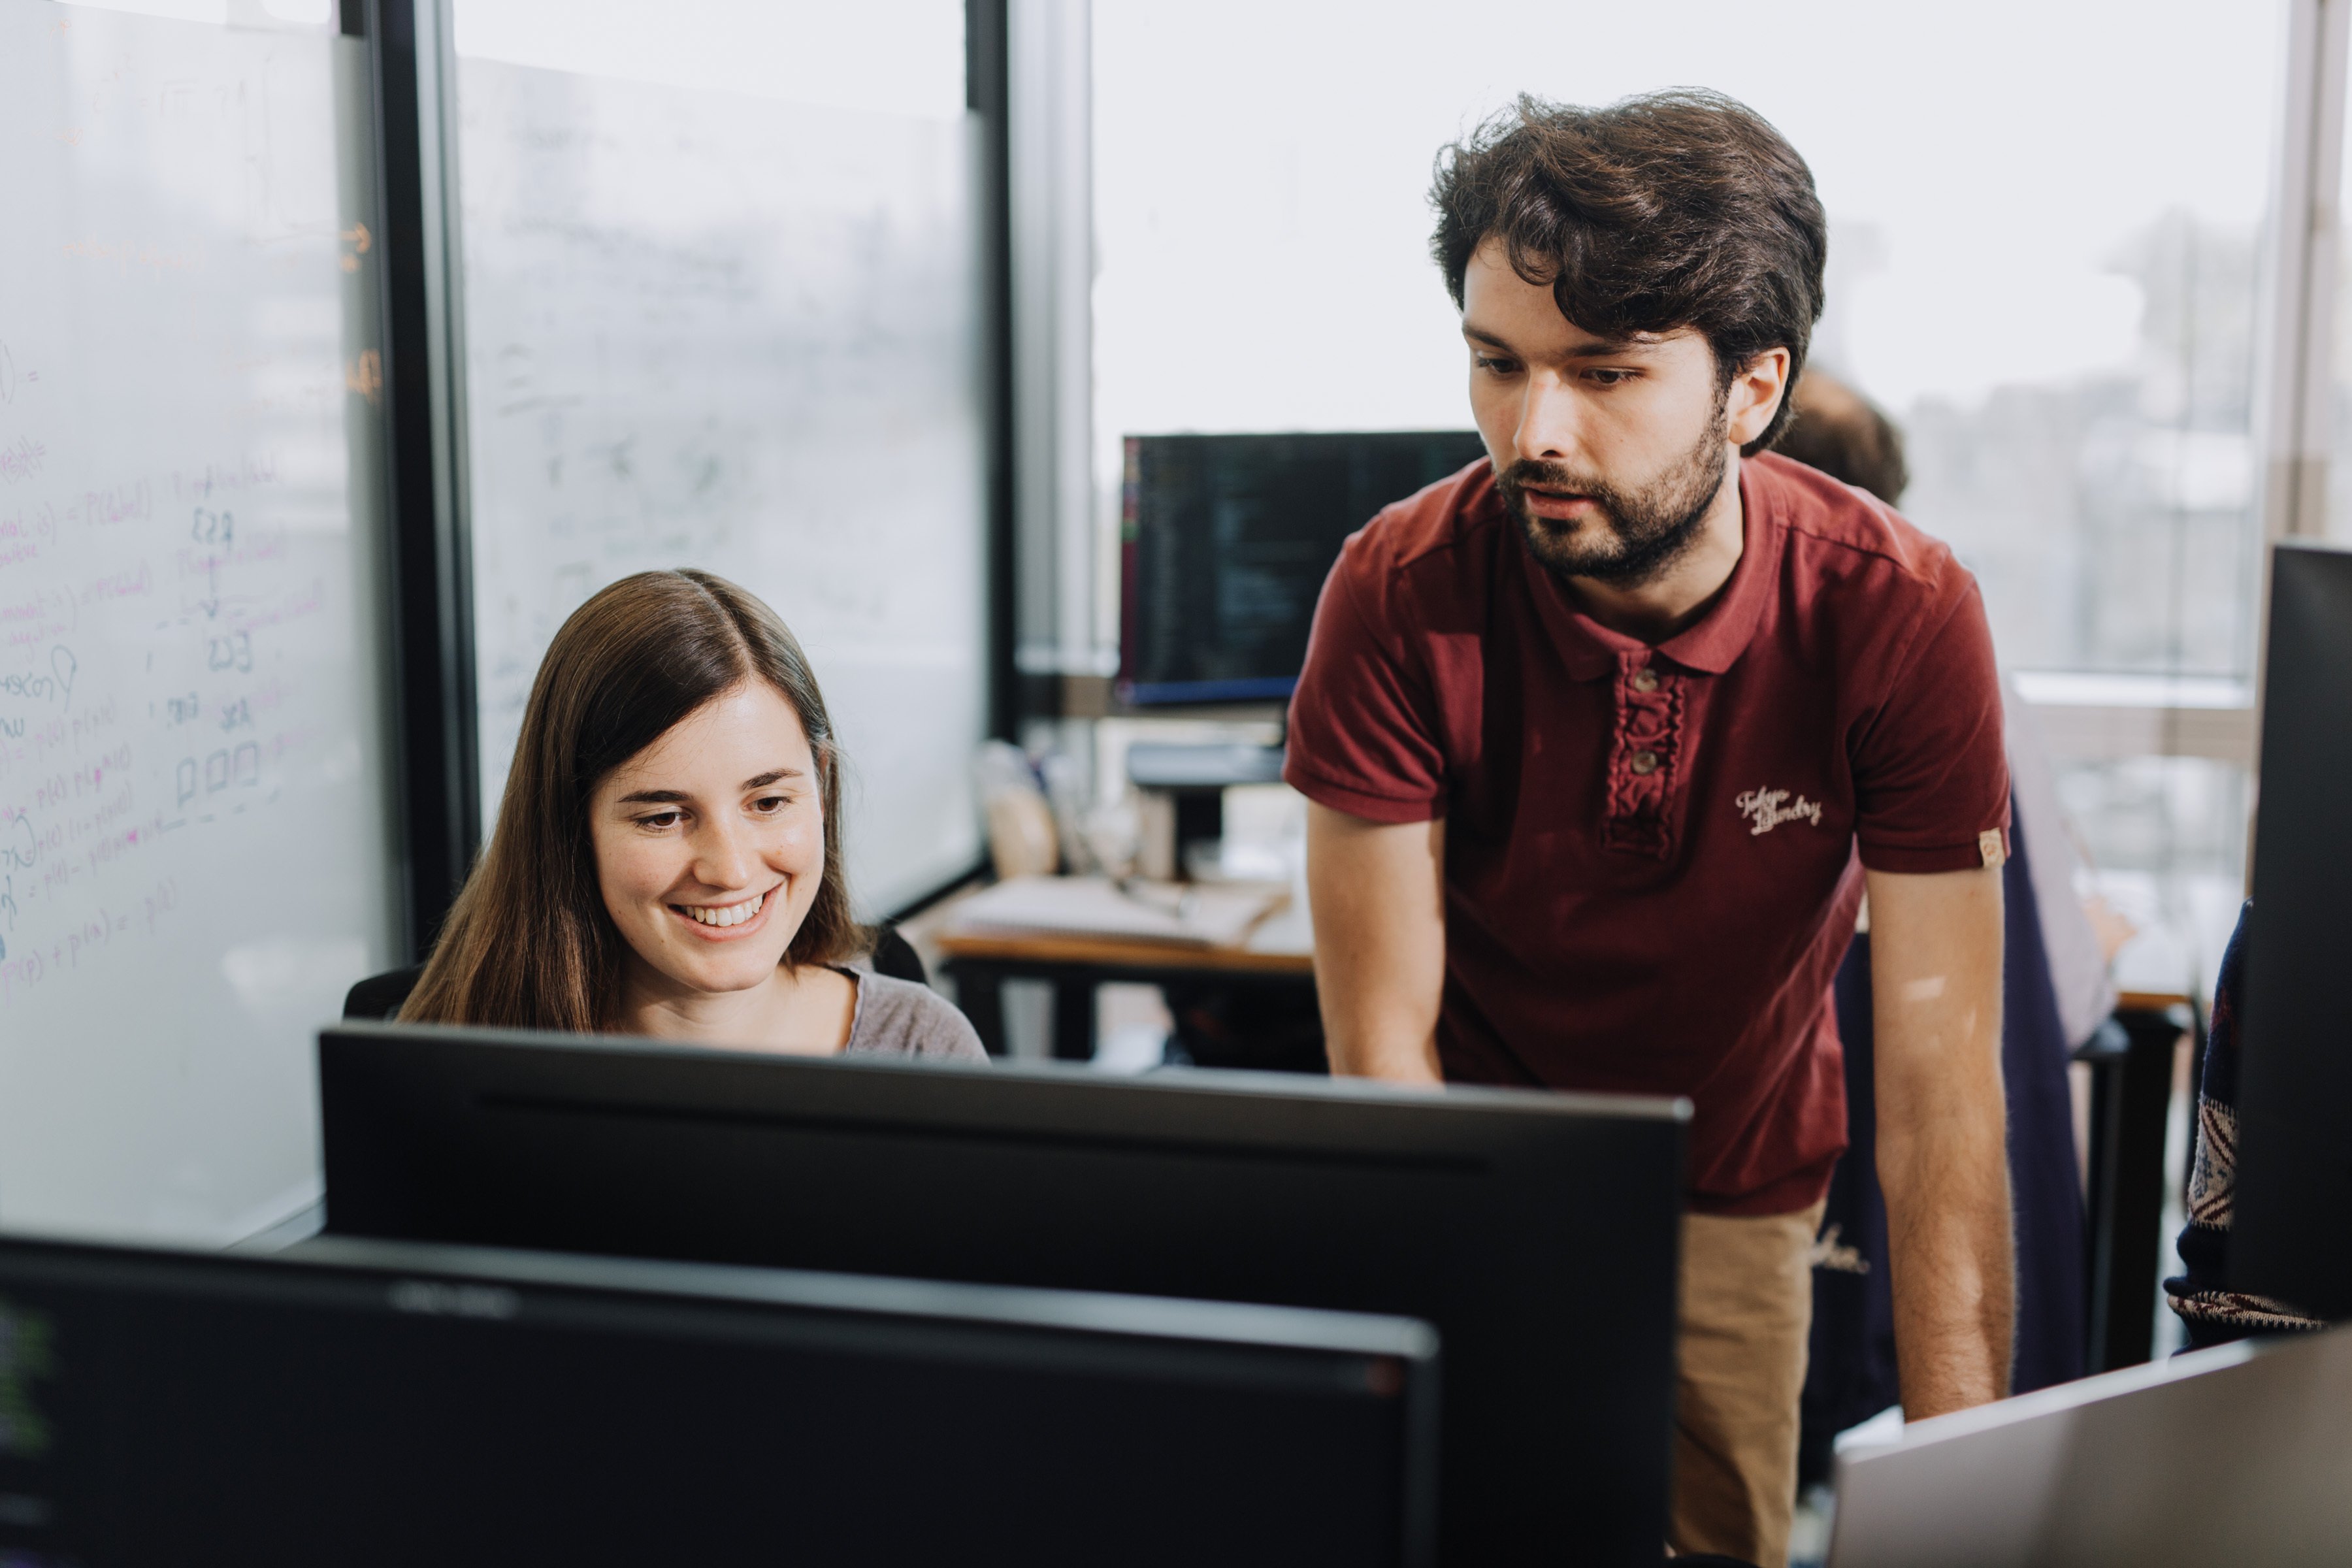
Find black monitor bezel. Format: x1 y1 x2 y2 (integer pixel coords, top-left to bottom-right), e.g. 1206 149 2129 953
317 1020 1688 1563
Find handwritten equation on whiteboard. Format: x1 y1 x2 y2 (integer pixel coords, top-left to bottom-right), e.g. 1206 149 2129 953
0 0 395 1243
0 411 331 994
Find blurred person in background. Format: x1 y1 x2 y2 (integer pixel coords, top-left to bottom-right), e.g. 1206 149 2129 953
1772 370 1907 506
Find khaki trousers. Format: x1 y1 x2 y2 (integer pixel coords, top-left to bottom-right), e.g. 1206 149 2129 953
1667 1199 1827 1568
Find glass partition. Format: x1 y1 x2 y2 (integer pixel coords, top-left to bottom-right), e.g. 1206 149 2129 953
0 0 398 1241
448 0 987 915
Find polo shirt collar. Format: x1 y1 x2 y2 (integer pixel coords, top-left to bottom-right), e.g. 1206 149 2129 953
1514 457 1784 681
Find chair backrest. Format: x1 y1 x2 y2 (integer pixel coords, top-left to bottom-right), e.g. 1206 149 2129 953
869 923 928 985
344 965 424 1021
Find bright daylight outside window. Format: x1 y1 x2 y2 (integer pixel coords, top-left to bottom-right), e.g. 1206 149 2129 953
1093 0 2287 985
2330 76 2352 538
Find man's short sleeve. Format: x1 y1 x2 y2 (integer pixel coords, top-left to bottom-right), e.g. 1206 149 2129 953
1282 536 1447 824
1852 570 2012 874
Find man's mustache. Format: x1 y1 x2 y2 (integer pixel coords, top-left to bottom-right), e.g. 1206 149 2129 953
1501 460 1616 510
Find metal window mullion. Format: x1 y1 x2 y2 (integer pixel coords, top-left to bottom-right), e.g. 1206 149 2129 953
366 0 480 958
1007 0 1096 708
2256 0 2352 548
2241 0 2351 809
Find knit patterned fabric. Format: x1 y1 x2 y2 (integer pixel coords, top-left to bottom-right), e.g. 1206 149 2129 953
2163 900 2326 1347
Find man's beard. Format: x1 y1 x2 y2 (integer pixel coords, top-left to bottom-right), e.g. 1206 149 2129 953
1497 400 1731 589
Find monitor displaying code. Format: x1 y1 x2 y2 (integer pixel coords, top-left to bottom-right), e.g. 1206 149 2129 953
1117 432 1488 706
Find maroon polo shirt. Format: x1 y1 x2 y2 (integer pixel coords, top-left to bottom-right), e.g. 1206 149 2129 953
1285 451 2010 1216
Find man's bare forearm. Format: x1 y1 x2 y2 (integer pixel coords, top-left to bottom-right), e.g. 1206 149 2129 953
1877 1092 2012 1414
1305 802 1446 1084
1867 866 2014 1418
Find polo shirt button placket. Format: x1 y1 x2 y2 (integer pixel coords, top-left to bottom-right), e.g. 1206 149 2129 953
1607 657 1684 857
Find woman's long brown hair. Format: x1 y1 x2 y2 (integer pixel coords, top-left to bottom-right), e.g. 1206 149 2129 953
400 569 864 1030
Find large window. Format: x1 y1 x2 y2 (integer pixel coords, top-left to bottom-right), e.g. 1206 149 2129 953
1094 0 2291 985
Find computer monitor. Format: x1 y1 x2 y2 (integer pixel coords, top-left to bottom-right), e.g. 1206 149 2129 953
317 1025 1687 1565
2234 541 2352 1318
0 1231 1438 1565
1827 1318 2352 1565
1117 431 1490 706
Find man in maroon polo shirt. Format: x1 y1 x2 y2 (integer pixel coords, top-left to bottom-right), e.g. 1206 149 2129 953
1286 92 2013 1566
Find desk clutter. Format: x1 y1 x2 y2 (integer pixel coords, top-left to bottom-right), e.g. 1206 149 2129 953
975 734 1300 887
941 874 1288 947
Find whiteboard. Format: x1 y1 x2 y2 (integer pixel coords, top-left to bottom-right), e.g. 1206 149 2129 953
0 3 396 1242
457 57 990 916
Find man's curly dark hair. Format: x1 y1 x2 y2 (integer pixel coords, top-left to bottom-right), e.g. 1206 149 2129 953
1430 90 1828 455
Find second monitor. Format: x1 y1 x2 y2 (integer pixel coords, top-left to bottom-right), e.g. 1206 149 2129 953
1117 430 1490 706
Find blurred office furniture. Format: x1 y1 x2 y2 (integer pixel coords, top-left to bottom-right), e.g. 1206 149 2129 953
1117 431 1486 706
977 740 1064 879
0 1232 1436 1566
1127 740 1289 879
1101 433 1484 1061
1124 742 1289 790
316 1024 1688 1565
2234 543 2352 1320
1827 1318 2352 1567
2078 990 2206 1368
936 882 1314 1060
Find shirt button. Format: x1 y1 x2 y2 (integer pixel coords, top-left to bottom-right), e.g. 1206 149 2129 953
1628 749 1660 776
1631 667 1661 694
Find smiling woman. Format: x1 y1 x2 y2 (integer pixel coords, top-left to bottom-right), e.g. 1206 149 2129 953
397 570 982 1060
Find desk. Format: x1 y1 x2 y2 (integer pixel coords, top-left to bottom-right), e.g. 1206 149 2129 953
932 897 1314 1060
